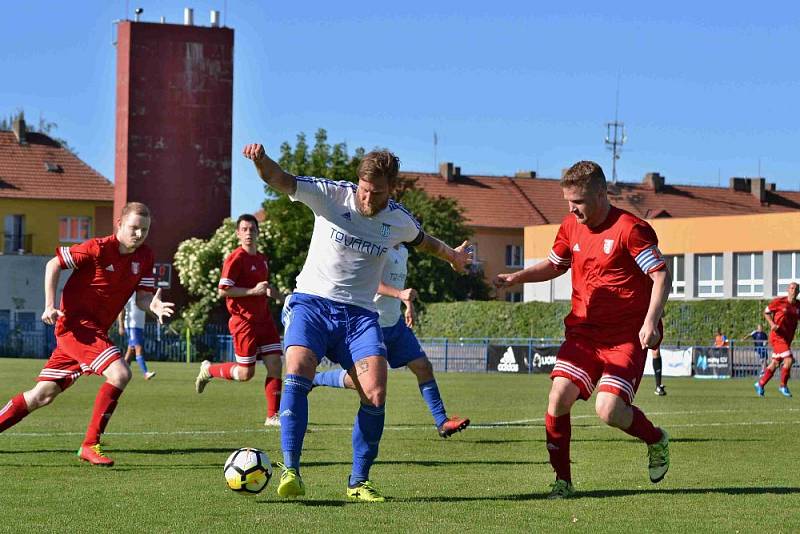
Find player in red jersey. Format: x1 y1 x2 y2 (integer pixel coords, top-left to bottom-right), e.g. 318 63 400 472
494 161 671 498
194 214 284 425
754 281 799 398
0 203 174 466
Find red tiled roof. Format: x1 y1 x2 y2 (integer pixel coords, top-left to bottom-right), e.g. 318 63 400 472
0 130 113 201
403 171 800 228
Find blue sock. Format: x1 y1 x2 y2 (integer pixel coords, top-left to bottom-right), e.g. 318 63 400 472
313 369 347 388
135 355 148 374
419 379 448 427
349 403 385 486
280 374 312 471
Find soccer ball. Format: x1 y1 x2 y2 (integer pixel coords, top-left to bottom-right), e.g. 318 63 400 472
223 448 272 494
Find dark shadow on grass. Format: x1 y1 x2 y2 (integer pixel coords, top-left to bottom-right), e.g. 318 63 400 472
387 486 800 503
299 459 549 468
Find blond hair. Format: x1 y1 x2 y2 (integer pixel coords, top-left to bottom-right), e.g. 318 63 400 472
358 150 401 188
560 161 607 192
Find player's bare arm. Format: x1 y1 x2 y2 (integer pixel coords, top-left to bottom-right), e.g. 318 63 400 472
764 310 778 331
117 310 126 336
404 299 416 328
136 288 175 325
41 256 65 325
218 281 270 299
242 143 297 195
493 260 563 289
377 281 417 302
415 234 472 273
639 268 671 349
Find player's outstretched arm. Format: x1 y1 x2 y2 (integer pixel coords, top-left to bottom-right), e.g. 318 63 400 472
493 260 564 289
137 288 175 325
639 268 671 349
414 234 472 273
243 143 297 195
41 257 65 325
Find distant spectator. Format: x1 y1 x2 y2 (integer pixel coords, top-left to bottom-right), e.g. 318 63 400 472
713 329 729 348
741 324 768 375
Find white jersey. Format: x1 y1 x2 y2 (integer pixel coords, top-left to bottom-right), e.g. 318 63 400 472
124 293 146 329
290 177 422 311
374 245 409 328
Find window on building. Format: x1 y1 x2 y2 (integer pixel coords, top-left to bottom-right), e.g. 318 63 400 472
697 254 724 297
59 216 92 242
735 252 763 296
505 245 522 268
3 214 25 253
777 251 800 294
665 255 685 297
505 291 523 303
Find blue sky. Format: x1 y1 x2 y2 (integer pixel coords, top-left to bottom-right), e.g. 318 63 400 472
3 1 800 217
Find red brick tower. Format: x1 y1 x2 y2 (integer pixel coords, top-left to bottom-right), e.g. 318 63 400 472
114 15 233 296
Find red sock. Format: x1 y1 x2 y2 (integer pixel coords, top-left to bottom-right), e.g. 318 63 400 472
545 413 572 482
265 377 282 418
623 405 662 445
83 383 123 446
209 362 237 380
759 368 775 387
780 367 791 387
0 394 29 432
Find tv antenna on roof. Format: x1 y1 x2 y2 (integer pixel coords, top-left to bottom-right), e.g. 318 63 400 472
604 74 627 183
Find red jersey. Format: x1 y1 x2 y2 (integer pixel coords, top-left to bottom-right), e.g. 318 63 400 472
548 206 666 341
218 247 271 323
55 235 155 334
766 296 800 344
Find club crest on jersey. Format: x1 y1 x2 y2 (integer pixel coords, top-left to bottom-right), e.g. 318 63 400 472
131 262 140 275
603 239 614 254
381 223 391 237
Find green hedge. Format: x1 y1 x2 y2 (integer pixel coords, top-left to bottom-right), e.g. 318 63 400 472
416 299 772 344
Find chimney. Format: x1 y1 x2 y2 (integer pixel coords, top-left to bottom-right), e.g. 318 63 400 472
210 10 220 27
643 172 665 192
729 177 749 192
767 182 776 192
514 170 536 179
439 162 455 182
750 177 766 202
184 7 194 25
12 116 26 144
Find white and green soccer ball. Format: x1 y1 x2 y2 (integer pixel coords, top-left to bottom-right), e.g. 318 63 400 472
223 448 272 494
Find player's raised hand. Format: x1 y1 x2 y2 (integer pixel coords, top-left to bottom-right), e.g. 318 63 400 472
41 305 64 325
449 241 473 273
493 272 516 289
149 288 175 325
242 143 266 162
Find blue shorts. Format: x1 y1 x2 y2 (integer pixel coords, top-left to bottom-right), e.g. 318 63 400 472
125 327 144 348
756 346 769 360
382 317 425 369
282 293 386 371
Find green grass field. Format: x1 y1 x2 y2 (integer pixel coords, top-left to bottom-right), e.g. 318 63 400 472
1 358 798 533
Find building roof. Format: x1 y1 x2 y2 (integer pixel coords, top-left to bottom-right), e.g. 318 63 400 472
0 129 113 201
403 170 800 229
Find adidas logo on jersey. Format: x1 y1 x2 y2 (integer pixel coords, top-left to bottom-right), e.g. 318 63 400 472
573 243 581 252
105 265 115 272
251 265 257 271
497 347 519 372
341 211 352 221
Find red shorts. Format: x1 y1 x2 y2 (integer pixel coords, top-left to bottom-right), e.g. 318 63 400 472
229 316 282 366
37 324 121 390
770 334 794 360
551 334 647 404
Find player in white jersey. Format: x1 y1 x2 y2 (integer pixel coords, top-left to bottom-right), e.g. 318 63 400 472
243 143 471 502
117 293 155 380
312 244 470 438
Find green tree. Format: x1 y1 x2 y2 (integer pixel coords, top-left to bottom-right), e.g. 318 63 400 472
174 128 488 327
